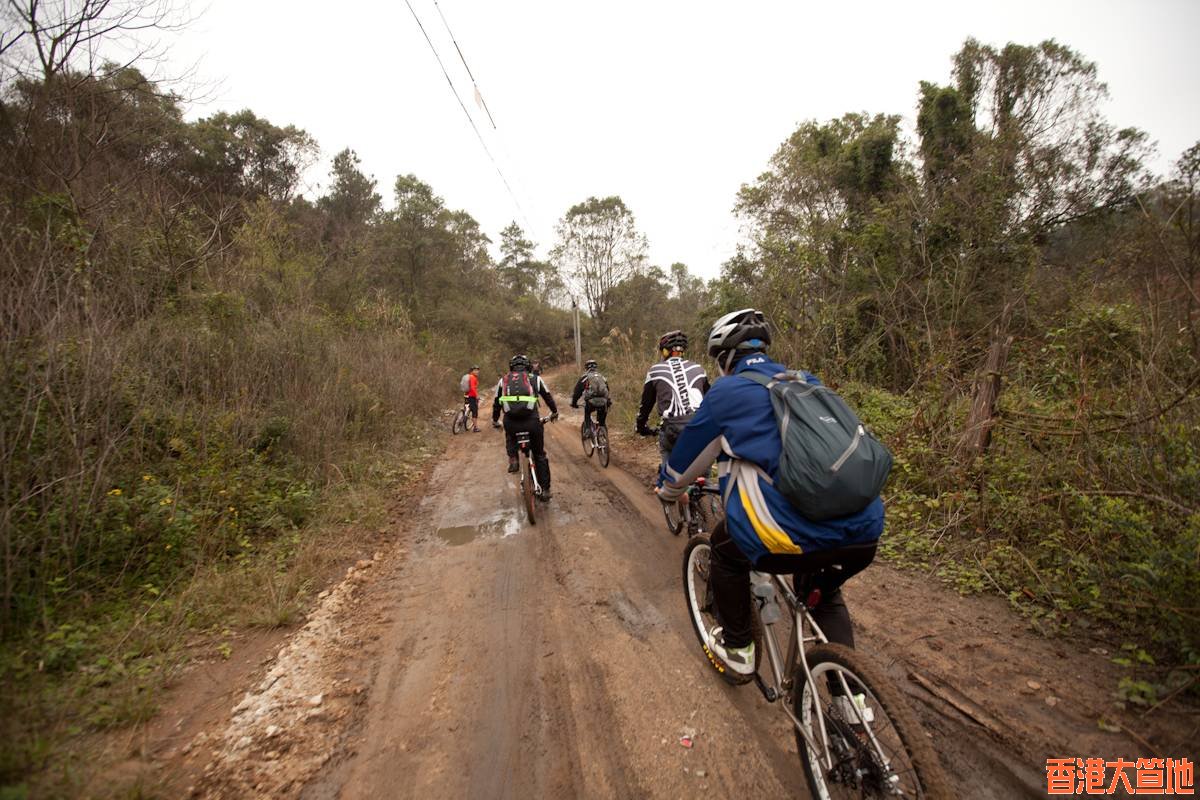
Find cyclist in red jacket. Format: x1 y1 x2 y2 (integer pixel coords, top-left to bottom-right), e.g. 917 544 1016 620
459 365 481 432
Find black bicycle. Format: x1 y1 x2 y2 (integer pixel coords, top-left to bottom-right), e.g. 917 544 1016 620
662 476 723 537
580 417 610 469
515 415 553 524
451 397 471 435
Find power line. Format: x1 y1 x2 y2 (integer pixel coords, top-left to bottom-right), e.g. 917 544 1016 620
431 0 497 130
402 0 528 227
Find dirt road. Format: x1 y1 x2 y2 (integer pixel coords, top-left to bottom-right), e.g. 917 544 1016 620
174 400 1192 799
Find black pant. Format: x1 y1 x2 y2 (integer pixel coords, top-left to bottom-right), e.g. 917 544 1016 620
658 414 692 466
583 402 608 431
709 519 876 651
503 414 550 490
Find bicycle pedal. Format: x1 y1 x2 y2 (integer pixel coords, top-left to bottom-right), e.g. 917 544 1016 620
753 673 778 703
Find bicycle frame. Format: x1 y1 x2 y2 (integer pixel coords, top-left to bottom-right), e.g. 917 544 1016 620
515 434 543 494
752 572 897 782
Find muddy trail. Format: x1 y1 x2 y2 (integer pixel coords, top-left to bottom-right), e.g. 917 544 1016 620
127 394 1195 799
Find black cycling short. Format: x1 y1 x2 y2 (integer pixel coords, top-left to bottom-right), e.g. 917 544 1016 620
465 396 479 416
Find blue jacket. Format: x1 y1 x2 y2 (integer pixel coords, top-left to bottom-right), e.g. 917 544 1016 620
661 354 884 564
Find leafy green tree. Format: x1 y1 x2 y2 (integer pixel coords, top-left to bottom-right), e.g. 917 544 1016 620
318 149 381 230
498 221 538 295
189 109 318 202
551 195 648 321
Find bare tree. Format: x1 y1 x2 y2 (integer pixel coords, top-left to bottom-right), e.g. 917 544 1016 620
2 0 185 82
551 195 647 321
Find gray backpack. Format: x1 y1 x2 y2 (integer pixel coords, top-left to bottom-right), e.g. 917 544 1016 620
741 371 892 521
583 371 610 408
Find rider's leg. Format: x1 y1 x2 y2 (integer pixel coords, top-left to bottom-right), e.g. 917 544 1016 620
468 396 480 431
709 520 754 649
502 416 519 472
583 406 594 437
790 544 876 650
596 404 608 428
531 418 551 494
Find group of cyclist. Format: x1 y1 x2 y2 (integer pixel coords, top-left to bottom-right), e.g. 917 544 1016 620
458 308 884 680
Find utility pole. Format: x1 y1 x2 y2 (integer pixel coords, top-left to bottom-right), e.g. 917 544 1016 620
572 298 582 372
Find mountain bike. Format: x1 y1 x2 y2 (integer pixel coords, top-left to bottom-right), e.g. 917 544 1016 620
451 397 471 435
515 415 553 524
682 534 952 799
662 476 723 537
580 416 610 469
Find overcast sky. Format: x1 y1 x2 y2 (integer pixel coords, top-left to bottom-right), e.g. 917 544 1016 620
166 0 1200 278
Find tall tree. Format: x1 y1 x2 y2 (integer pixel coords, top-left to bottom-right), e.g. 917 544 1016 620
498 221 538 295
551 196 647 321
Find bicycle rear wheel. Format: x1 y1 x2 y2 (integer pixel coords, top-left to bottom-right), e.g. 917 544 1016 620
682 535 760 686
451 410 465 434
521 455 537 525
695 491 723 533
595 425 609 468
795 644 952 800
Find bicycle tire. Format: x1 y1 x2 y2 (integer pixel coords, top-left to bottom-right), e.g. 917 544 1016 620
596 426 609 468
681 535 762 686
521 455 537 525
695 491 723 532
581 421 595 458
662 498 685 536
795 644 953 800
451 410 465 435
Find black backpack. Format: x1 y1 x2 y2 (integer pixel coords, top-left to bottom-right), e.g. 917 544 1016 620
500 371 537 418
742 371 892 521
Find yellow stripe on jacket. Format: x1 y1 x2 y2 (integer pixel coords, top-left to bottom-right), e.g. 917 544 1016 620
738 483 802 555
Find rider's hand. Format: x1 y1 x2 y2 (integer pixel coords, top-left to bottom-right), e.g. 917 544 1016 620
491 420 501 429
570 402 578 409
636 424 654 437
550 412 559 422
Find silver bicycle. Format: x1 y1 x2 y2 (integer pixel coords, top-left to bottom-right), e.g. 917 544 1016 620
682 534 951 799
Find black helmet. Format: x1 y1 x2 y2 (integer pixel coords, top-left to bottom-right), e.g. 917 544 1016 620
658 330 688 353
707 308 771 358
509 354 531 371
584 359 598 370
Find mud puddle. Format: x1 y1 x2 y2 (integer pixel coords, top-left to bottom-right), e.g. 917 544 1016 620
436 509 522 546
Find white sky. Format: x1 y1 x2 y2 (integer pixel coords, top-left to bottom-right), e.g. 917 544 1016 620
165 0 1200 278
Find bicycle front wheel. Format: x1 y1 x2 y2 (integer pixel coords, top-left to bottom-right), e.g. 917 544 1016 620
595 425 609 468
681 535 759 686
662 498 685 536
795 644 952 800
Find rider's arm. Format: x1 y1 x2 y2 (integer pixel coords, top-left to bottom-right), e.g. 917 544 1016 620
699 374 711 396
659 392 724 501
536 377 558 415
570 377 585 406
491 379 503 423
635 377 656 432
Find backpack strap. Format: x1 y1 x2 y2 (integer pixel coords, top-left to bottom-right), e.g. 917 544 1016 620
739 370 791 390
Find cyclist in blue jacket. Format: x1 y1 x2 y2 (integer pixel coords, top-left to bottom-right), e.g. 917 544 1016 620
658 309 884 680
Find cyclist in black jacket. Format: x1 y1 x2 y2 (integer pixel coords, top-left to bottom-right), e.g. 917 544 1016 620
636 330 710 471
492 354 558 499
570 359 611 436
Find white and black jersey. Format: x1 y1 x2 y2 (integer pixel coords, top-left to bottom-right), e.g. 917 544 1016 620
636 357 710 427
